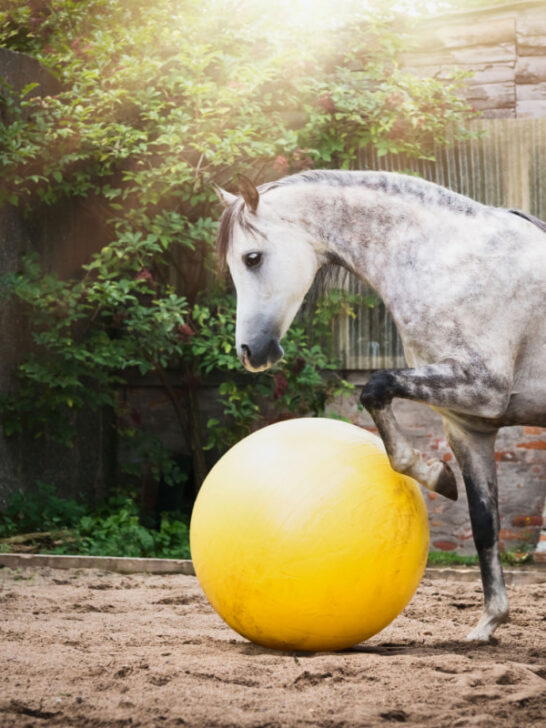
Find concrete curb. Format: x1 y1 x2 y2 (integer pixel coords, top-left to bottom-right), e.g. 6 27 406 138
0 553 545 584
0 553 195 575
423 565 545 586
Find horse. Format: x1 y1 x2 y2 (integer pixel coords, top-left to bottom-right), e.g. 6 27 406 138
215 169 546 642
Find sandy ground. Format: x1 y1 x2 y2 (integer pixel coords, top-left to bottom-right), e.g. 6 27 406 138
0 566 545 728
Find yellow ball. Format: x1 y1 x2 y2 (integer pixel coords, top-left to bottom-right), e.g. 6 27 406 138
190 418 429 652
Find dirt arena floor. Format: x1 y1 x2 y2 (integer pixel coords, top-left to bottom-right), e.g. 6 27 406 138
1 566 545 728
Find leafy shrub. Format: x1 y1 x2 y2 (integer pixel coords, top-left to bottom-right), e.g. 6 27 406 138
52 497 191 559
0 481 87 538
501 545 534 565
0 486 190 558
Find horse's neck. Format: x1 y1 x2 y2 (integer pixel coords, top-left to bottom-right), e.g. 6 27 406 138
297 184 429 297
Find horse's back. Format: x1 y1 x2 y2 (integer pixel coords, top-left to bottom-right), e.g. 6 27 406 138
508 209 546 235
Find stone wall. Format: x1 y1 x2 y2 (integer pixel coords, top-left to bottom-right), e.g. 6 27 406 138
403 0 546 118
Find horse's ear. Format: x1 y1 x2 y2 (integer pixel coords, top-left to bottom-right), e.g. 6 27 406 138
237 174 259 213
213 184 238 208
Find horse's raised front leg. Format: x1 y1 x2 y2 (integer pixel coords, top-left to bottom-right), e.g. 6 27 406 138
359 360 510 501
365 404 458 499
443 419 508 641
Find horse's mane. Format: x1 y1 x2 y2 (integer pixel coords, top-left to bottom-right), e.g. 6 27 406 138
217 198 260 273
258 169 481 217
217 200 242 273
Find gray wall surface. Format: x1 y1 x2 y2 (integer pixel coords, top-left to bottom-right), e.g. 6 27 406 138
0 49 116 508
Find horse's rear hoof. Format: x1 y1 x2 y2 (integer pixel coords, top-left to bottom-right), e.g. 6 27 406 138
435 462 458 501
465 607 509 642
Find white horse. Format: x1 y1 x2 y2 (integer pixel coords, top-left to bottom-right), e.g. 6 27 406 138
215 170 546 642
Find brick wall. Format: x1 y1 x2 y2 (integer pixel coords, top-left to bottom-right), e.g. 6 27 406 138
328 373 546 558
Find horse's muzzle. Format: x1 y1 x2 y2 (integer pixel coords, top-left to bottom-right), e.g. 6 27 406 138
240 339 284 372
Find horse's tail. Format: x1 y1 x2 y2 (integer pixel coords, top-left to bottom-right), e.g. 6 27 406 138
508 208 546 234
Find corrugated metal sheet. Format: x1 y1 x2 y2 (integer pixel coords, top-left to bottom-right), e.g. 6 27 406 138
333 118 546 370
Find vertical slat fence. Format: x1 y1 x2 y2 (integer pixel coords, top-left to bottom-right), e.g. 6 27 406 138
333 118 546 370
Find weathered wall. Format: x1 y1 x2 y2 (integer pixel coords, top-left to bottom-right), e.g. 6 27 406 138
0 205 117 508
0 193 116 508
0 49 116 508
403 0 546 118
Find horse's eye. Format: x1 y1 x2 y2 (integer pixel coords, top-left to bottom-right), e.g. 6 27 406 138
243 251 262 269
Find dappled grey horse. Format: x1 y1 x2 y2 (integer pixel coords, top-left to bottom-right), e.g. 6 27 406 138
215 170 546 642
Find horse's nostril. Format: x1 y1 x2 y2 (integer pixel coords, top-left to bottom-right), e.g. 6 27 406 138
241 344 251 361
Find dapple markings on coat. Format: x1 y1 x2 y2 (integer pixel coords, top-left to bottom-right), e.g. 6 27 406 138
215 170 546 642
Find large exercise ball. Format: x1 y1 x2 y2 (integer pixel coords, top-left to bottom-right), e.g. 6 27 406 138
190 417 429 652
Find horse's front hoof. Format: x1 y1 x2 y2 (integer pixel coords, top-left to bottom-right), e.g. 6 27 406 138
434 462 458 501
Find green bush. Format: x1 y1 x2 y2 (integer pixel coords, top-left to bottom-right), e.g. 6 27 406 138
0 486 191 558
52 497 191 559
0 482 87 538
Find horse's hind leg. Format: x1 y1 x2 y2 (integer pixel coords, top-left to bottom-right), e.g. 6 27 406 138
443 420 509 642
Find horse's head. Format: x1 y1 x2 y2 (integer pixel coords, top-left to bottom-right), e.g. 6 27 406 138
216 175 323 372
